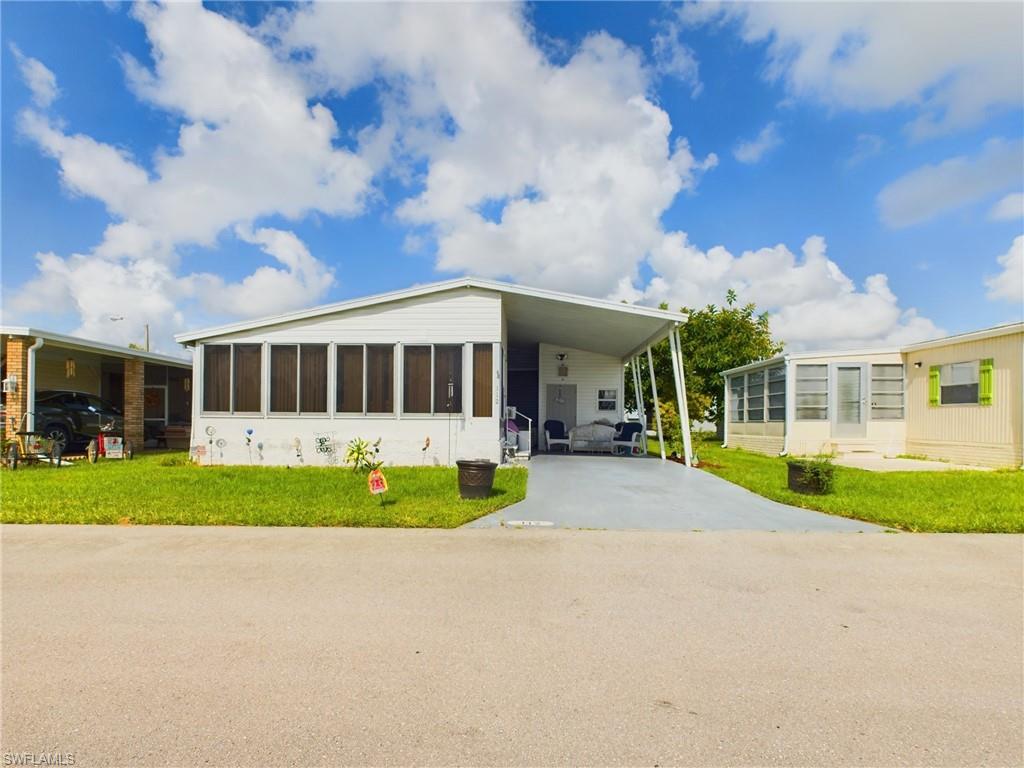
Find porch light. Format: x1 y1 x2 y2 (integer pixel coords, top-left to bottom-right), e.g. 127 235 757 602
65 357 76 378
556 353 568 378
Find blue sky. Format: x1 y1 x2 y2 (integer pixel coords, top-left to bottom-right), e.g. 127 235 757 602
2 1 1022 354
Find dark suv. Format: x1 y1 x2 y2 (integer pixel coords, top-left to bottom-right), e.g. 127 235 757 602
30 390 123 452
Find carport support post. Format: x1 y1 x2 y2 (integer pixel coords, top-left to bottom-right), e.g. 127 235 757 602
646 347 666 461
669 327 694 467
123 358 145 451
631 358 647 455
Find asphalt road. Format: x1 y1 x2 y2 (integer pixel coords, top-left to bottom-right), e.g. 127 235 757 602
2 525 1021 767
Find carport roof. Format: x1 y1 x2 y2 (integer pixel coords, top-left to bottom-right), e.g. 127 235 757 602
174 278 685 359
1 326 191 368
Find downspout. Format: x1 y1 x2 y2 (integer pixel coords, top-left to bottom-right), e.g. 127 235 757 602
779 355 793 457
26 337 45 433
721 376 728 448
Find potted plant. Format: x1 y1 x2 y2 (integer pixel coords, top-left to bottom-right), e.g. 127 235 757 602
455 458 498 499
786 455 836 495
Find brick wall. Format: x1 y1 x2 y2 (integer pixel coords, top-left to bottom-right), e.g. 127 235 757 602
123 358 145 450
3 336 30 436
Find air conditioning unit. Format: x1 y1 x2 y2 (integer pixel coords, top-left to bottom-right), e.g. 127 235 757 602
1 375 16 394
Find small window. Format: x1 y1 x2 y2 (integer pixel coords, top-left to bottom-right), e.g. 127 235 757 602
729 375 745 422
747 371 765 422
871 363 904 420
366 345 394 414
767 366 786 422
202 345 230 412
940 361 979 405
597 389 617 411
299 344 328 413
232 344 262 413
403 345 432 414
472 344 493 418
336 345 364 414
270 345 298 413
433 345 463 414
795 364 828 420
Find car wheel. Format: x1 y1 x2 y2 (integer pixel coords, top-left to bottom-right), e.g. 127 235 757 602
44 424 71 454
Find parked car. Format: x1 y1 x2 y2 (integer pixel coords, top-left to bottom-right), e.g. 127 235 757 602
33 390 123 452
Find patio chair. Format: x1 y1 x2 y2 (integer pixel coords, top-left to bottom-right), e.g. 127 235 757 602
544 420 571 453
611 422 645 456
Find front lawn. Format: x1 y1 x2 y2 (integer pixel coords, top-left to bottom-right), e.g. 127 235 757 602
0 452 527 528
690 440 1023 533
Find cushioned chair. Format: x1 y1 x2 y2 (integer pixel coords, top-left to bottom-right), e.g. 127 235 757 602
611 422 645 456
544 420 571 453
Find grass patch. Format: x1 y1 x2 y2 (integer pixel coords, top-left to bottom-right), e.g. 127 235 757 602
689 439 1023 533
0 452 527 528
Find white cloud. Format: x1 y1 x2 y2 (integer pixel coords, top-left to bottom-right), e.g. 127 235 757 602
635 233 942 349
682 2 1024 137
275 4 718 297
877 138 1024 228
651 20 702 96
846 133 885 167
733 121 781 164
10 43 59 107
989 193 1024 222
985 236 1023 304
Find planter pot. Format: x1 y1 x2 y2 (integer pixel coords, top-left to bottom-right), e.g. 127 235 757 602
456 459 497 499
787 460 833 495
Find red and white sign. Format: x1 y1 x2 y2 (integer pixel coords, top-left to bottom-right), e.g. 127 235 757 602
368 468 388 495
103 436 124 459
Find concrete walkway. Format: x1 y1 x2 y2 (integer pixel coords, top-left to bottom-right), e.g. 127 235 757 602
469 455 881 531
833 453 993 472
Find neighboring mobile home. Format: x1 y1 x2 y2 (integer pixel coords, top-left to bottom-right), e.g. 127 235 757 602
722 322 1023 468
174 279 693 467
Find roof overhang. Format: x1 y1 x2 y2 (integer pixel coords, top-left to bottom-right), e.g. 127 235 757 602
901 322 1024 352
1 326 191 368
174 277 685 360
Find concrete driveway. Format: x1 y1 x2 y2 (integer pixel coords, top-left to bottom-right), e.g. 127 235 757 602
470 455 881 531
3 525 1021 767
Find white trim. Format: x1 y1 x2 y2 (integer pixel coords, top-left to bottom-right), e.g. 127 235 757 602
1 326 190 367
174 278 687 344
901 322 1024 352
647 347 665 461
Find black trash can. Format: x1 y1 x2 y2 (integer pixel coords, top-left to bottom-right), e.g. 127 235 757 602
456 459 497 499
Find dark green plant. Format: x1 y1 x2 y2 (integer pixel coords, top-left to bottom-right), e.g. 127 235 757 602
625 290 783 432
791 455 836 494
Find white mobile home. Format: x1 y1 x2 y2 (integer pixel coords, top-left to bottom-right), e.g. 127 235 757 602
721 322 1024 468
174 279 693 467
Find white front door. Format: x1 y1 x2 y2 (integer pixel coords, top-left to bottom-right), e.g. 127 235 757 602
831 364 867 439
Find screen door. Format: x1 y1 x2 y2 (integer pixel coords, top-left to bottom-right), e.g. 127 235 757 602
832 364 867 438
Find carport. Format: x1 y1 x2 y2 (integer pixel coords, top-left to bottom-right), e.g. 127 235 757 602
1 327 192 451
469 455 880 531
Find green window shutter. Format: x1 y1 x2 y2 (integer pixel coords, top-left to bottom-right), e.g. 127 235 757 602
979 358 994 406
928 366 940 406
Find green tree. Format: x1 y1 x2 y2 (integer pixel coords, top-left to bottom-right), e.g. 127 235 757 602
626 292 782 433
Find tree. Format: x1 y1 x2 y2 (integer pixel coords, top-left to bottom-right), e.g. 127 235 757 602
626 292 782 433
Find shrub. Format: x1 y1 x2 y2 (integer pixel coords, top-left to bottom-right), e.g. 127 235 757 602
345 437 383 472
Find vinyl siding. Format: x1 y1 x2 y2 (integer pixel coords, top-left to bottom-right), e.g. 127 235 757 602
538 343 624 439
188 289 503 466
904 331 1023 467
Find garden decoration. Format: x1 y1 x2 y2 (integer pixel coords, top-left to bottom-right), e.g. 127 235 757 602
86 418 134 464
345 437 383 473
367 467 388 506
5 412 62 470
245 428 254 464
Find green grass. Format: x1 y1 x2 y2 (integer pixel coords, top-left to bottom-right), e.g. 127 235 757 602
688 439 1023 533
0 452 527 528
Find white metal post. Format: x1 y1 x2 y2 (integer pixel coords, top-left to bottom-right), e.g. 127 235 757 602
631 357 647 455
647 347 665 461
668 327 693 467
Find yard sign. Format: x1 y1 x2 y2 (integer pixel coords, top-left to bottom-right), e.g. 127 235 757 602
368 468 388 498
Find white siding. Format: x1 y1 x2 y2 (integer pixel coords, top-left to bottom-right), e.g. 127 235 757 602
537 343 624 440
189 289 503 466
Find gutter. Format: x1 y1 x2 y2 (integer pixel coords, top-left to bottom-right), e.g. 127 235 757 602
26 336 45 432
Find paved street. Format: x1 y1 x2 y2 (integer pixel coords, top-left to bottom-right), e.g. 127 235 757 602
2 525 1021 767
